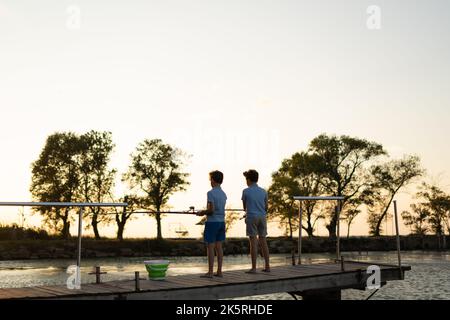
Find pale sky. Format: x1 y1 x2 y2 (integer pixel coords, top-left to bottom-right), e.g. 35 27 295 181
0 0 449 238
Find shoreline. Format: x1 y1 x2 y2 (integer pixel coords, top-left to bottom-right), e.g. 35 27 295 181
0 235 448 261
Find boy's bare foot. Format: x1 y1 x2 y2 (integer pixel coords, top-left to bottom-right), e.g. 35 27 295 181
245 269 257 274
261 268 271 273
200 272 213 278
214 272 223 277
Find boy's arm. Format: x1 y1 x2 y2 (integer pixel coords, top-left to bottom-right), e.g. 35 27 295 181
265 192 268 212
241 190 247 218
196 200 214 216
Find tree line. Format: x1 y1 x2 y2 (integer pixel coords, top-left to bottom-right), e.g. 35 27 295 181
29 131 449 241
268 134 449 240
30 131 189 240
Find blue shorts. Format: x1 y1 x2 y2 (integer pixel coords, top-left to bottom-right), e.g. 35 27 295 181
204 222 225 244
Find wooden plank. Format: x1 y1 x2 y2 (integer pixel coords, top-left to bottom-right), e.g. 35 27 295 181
2 288 41 299
99 281 137 291
216 271 280 283
165 276 224 288
34 286 80 296
289 264 344 274
2 287 55 299
81 284 128 294
27 286 60 297
273 265 342 276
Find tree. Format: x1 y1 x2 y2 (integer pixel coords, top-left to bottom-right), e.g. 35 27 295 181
225 210 241 233
31 131 117 239
268 172 299 238
268 152 324 238
343 207 360 238
79 131 116 240
112 195 140 241
401 203 430 235
30 132 83 239
418 183 450 237
123 139 190 240
367 155 423 236
308 134 386 238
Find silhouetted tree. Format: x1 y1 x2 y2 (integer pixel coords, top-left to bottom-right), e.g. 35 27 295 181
79 131 116 240
367 155 423 236
402 203 430 235
308 134 386 238
268 152 324 238
123 139 190 240
418 183 450 237
30 131 117 239
111 195 140 241
30 132 82 239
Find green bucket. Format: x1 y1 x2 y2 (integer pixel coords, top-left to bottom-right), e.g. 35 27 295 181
144 260 170 280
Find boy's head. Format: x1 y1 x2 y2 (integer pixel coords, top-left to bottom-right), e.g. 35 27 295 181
243 169 259 186
209 170 224 187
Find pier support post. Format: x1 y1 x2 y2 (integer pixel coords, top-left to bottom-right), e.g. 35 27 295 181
336 203 341 261
298 202 303 264
135 272 141 292
77 207 83 269
393 200 402 280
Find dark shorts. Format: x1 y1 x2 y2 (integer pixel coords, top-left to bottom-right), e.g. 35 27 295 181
204 222 226 244
246 215 268 237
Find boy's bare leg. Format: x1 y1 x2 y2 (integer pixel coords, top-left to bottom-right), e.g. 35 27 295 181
204 243 215 277
259 236 270 271
214 242 223 276
246 236 258 273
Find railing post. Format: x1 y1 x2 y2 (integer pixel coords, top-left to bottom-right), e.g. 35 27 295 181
336 204 341 261
95 266 101 284
393 200 402 279
77 207 83 269
298 201 303 265
135 272 141 292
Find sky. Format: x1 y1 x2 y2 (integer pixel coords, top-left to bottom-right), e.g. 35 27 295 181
0 0 449 238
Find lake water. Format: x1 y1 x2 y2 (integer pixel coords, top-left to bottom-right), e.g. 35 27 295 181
0 251 449 300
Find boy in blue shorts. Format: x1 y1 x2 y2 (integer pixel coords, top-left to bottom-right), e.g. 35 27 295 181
196 170 227 278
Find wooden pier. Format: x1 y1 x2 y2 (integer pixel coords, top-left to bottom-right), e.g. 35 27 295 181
0 260 410 300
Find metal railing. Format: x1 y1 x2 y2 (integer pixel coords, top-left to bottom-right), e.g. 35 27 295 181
0 202 128 268
1 199 404 278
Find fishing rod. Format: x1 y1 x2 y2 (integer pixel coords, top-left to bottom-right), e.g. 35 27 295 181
103 207 246 216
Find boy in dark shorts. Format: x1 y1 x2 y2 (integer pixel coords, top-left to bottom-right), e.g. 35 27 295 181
196 170 227 278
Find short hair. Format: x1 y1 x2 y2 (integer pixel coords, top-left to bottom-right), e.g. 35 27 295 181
243 169 259 183
209 170 224 184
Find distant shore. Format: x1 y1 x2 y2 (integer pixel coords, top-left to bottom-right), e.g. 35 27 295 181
0 235 448 261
